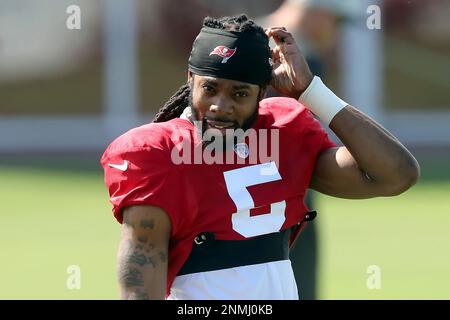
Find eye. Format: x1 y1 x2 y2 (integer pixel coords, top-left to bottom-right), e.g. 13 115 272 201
202 85 215 94
235 91 248 98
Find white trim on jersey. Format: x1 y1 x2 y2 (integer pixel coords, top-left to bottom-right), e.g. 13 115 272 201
167 260 298 300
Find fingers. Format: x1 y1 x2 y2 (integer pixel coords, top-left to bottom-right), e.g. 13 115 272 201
264 27 287 32
271 45 281 62
265 27 295 45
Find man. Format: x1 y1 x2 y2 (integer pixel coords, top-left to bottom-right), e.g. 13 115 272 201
101 15 419 300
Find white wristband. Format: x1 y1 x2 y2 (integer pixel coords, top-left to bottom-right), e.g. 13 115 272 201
298 76 348 126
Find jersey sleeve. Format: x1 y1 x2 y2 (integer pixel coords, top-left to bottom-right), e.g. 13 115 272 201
100 131 184 235
261 97 336 153
303 108 336 153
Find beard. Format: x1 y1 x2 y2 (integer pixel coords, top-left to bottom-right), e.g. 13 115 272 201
188 90 260 150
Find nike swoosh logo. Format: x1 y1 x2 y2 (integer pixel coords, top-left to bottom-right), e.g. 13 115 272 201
108 160 128 171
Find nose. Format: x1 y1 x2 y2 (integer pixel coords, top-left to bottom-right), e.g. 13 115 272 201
209 94 233 117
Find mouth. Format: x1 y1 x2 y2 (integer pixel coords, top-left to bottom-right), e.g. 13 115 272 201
205 119 236 130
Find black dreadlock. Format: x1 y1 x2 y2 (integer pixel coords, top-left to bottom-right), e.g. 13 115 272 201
152 14 268 123
152 84 190 123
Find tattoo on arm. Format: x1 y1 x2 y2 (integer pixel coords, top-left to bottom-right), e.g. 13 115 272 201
129 250 158 267
118 217 168 299
137 235 148 243
140 219 154 229
120 267 144 287
129 252 149 266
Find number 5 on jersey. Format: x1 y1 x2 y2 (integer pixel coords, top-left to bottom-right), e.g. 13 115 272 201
223 161 286 238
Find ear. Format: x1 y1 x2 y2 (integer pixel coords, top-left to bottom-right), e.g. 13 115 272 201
187 71 193 85
258 86 268 100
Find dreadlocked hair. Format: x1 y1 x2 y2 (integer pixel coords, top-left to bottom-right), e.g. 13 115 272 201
153 84 190 123
152 14 268 123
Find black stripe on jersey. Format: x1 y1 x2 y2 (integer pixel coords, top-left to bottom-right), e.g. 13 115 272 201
177 228 291 276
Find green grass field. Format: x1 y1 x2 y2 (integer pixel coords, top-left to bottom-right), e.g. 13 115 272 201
0 155 449 299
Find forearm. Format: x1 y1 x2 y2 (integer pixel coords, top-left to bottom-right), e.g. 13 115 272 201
117 234 168 300
299 76 419 197
117 207 171 300
330 105 420 189
265 26 419 197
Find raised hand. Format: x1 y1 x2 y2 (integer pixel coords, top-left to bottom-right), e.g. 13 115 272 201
265 27 313 99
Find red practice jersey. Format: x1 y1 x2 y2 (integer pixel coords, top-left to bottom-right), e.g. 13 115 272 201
101 97 335 299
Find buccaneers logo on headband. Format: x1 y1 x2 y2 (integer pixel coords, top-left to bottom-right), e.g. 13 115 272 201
189 26 271 85
209 46 237 63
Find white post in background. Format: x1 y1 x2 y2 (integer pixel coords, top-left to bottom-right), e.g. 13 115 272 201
340 0 383 123
103 0 139 141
